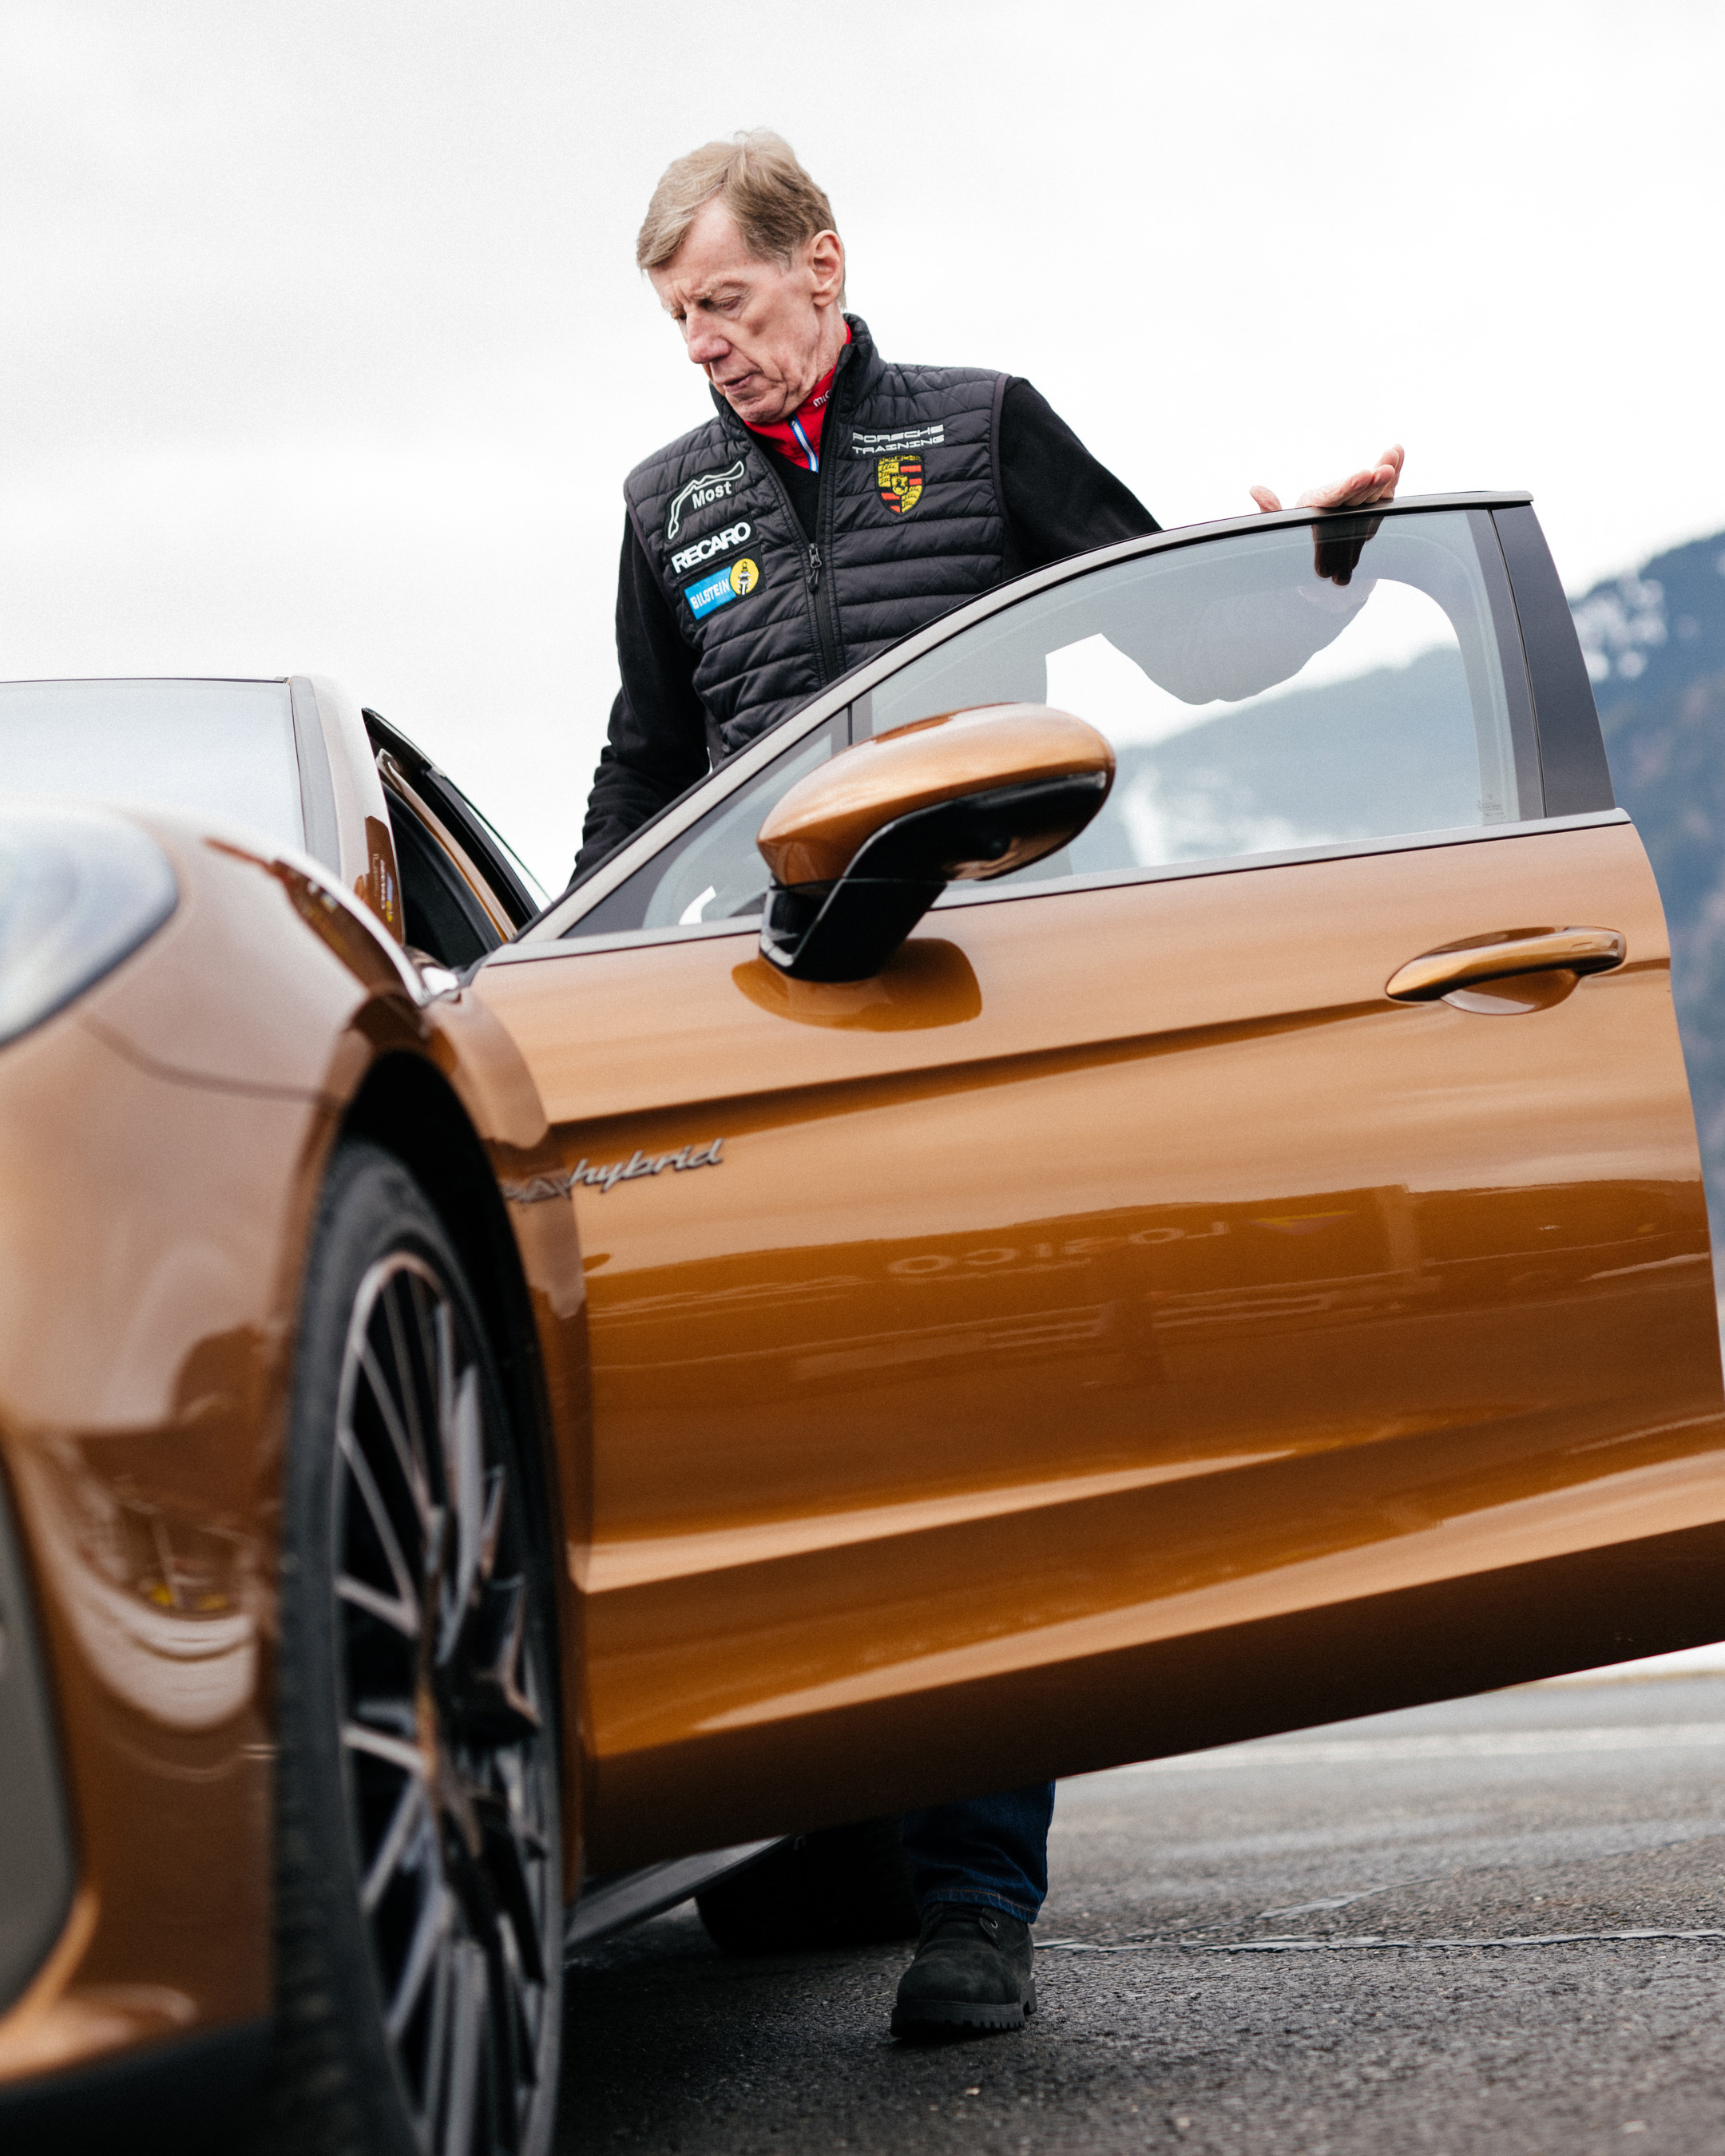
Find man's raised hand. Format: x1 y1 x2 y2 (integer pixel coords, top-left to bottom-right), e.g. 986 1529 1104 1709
1249 444 1404 515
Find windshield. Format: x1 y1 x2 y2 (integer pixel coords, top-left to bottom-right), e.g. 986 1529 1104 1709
0 679 305 854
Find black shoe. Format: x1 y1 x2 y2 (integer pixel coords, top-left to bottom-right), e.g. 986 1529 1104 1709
890 1903 1037 2038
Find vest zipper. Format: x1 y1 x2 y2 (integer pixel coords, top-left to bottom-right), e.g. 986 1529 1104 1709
811 386 846 677
747 438 843 686
808 532 841 677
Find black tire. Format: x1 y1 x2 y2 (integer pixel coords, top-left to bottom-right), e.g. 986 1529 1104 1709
696 1817 919 1955
247 1139 563 2156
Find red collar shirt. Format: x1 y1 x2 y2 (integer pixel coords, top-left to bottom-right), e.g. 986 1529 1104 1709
748 327 851 472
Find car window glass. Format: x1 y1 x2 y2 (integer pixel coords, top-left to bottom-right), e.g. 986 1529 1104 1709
0 678 303 854
865 510 1531 888
567 716 843 938
439 779 548 913
384 789 503 968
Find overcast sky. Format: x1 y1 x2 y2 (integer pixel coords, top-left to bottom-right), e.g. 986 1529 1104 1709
2 1 1721 886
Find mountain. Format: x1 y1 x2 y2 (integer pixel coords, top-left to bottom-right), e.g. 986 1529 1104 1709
1571 530 1725 1240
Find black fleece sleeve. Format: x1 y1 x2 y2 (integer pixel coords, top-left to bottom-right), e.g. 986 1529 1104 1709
998 378 1160 572
573 517 712 880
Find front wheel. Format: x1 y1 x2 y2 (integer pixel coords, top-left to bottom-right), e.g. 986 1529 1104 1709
252 1139 563 2156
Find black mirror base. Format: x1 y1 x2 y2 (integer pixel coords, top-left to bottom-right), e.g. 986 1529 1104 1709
761 878 945 982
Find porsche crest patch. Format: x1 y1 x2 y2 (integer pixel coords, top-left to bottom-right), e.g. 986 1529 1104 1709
877 453 924 516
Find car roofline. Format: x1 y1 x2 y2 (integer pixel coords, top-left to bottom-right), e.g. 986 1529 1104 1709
0 673 292 686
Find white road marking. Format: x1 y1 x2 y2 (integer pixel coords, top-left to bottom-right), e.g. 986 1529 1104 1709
1041 1928 1725 1955
1118 1723 1725 1772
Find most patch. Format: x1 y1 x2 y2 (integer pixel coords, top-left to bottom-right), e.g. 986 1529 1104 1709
877 454 924 517
666 459 746 540
685 556 762 621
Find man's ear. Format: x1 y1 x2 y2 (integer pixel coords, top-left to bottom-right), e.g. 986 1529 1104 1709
806 228 846 307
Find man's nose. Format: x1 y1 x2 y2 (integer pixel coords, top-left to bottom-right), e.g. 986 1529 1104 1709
685 319 729 367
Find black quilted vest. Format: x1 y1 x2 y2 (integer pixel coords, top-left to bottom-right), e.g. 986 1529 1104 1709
623 316 1007 757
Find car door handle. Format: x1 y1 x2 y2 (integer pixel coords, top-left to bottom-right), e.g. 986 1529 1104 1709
1386 928 1626 1003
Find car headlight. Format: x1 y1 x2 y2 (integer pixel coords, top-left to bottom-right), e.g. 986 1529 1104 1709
0 805 180 1048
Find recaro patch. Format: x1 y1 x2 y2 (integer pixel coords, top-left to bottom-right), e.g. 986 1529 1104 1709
686 556 761 620
672 519 751 577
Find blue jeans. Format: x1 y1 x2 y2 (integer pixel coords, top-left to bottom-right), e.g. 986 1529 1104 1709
898 1782 1055 1924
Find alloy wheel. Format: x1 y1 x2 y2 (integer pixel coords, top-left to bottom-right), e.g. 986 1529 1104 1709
330 1250 558 2156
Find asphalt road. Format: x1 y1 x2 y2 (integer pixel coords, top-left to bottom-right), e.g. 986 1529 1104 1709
560 1674 1725 2154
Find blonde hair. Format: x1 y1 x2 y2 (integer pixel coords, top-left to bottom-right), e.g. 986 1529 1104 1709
636 130 841 286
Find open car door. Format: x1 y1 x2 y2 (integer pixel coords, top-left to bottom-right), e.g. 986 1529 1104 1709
475 493 1725 1873
363 707 547 966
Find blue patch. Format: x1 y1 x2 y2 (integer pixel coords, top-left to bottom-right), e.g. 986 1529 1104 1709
684 556 760 620
684 568 736 620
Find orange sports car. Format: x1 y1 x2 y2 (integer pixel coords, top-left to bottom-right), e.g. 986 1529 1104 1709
2 493 1721 2150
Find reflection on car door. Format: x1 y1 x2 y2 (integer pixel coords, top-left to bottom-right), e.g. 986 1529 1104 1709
476 500 1724 1871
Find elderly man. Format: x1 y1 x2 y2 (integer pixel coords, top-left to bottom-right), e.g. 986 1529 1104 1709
579 129 1401 2039
576 130 1399 876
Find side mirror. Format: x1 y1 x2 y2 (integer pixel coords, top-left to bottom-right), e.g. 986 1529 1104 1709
755 703 1114 983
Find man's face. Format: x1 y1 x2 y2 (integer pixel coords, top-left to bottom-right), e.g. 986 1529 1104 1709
649 198 845 427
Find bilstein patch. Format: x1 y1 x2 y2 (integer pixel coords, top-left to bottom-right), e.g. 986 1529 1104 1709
686 556 761 620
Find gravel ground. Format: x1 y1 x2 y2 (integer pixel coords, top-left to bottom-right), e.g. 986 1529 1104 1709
560 1675 1725 2155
